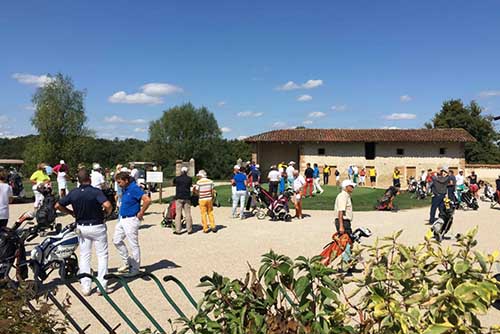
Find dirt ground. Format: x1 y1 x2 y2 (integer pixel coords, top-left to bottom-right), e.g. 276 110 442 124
7 190 500 333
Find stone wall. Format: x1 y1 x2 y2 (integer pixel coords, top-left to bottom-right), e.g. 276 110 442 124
465 164 500 184
175 158 195 177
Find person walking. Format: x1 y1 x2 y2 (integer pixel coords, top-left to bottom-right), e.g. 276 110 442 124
267 165 280 199
91 163 106 189
55 168 112 296
392 167 401 188
231 166 247 219
312 163 324 194
293 170 305 219
173 166 193 234
0 168 13 228
286 162 296 188
30 163 50 210
369 167 377 187
429 169 450 224
193 170 217 233
333 179 356 264
53 160 69 198
347 165 353 180
303 163 314 197
323 164 330 185
113 171 151 275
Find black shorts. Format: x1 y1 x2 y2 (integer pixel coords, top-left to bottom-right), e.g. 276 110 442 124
334 218 352 236
370 176 376 182
269 181 279 194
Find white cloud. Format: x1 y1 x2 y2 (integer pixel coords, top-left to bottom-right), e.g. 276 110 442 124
134 127 147 133
217 101 227 107
302 79 323 89
381 126 400 129
400 95 413 102
308 111 326 118
276 81 300 91
297 94 312 102
108 91 163 105
104 115 147 124
237 111 263 117
384 113 417 120
220 127 232 133
331 104 347 112
12 73 54 87
272 121 287 128
141 83 183 96
237 135 248 140
479 90 500 98
0 115 8 123
303 120 313 125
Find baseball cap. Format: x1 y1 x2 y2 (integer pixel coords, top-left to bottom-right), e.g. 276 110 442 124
289 161 295 165
60 160 65 164
181 166 188 173
233 165 240 170
196 170 207 178
255 164 260 169
93 163 101 170
120 167 130 173
341 179 356 189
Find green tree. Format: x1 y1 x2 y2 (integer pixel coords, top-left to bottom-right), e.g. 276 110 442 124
425 99 500 163
25 73 90 170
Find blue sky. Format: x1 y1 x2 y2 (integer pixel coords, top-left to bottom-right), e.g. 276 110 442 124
1 1 499 140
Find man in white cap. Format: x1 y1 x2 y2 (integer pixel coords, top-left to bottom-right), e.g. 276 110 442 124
53 159 69 197
334 180 356 236
286 161 296 188
455 169 465 203
173 166 193 234
91 163 106 189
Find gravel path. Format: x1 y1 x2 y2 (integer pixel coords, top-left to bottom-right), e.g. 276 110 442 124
7 192 500 333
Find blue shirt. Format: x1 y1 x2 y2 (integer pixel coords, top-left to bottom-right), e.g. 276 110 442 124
58 184 108 225
313 167 320 178
233 173 247 191
120 181 144 217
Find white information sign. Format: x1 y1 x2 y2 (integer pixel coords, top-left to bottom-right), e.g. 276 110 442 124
146 171 163 183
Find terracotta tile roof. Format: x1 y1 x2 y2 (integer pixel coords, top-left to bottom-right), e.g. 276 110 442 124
245 128 476 143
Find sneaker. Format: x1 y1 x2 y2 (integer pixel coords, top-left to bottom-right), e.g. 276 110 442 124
117 265 130 273
203 229 210 233
212 227 218 233
81 289 91 297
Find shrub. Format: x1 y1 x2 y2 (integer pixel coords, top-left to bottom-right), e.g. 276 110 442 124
173 228 500 334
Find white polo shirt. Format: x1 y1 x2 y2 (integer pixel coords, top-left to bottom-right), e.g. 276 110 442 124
334 190 353 221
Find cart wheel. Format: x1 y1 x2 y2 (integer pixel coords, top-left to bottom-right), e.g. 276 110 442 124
284 214 292 222
54 223 62 234
256 210 266 220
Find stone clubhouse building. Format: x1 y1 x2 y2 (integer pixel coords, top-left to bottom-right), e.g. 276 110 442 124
245 128 476 187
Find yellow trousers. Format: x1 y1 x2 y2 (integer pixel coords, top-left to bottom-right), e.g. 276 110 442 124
199 199 215 232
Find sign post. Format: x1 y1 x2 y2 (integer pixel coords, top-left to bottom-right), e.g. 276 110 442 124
147 170 164 203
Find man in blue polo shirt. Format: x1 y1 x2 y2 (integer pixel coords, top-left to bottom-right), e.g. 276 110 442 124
113 171 151 275
56 168 112 296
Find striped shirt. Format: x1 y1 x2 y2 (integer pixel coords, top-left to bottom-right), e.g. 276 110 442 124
196 177 214 201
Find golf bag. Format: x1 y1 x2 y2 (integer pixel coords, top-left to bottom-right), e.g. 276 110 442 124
102 187 118 220
0 227 28 282
320 227 372 266
431 197 456 242
253 185 293 221
460 185 479 210
161 200 178 228
7 169 24 197
34 184 60 234
413 182 427 200
480 183 495 202
376 186 399 211
407 177 418 193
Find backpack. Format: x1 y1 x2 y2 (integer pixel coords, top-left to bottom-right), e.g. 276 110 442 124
36 194 57 228
320 232 353 266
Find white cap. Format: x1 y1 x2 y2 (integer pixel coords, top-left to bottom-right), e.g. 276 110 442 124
60 160 65 164
92 163 101 170
181 166 188 173
459 169 464 172
196 170 207 178
255 164 260 169
233 165 240 170
289 161 295 165
120 167 130 172
341 179 356 189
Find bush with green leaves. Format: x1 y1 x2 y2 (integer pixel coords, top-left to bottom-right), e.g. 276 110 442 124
173 228 500 334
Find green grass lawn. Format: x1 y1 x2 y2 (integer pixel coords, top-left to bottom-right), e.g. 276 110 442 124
21 180 77 198
214 184 431 211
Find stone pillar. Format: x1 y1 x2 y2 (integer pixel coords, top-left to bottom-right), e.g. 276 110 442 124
175 160 182 176
189 158 195 177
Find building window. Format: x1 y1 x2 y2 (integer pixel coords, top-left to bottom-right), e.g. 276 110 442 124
396 148 404 156
439 148 446 155
318 148 325 155
365 142 376 160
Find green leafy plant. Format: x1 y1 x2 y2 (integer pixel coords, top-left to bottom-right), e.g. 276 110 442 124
173 228 500 334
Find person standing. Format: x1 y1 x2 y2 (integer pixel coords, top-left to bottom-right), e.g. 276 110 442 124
447 170 457 202
352 165 359 185
55 169 112 296
495 175 500 202
53 160 69 198
173 167 193 234
369 167 377 187
392 167 401 188
250 164 261 187
335 168 340 186
467 171 479 199
420 170 427 192
347 165 353 180
333 179 356 264
323 164 330 185
194 170 216 233
129 163 139 181
286 162 296 188
113 172 151 274
91 163 106 189
267 165 281 199
429 169 450 224
455 169 465 203
279 166 287 194
303 163 314 197
30 163 50 210
231 166 247 219
0 168 13 228
312 163 324 194
359 168 366 186
293 170 306 219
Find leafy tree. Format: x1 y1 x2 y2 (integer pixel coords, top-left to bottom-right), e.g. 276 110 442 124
425 99 500 163
26 73 90 170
